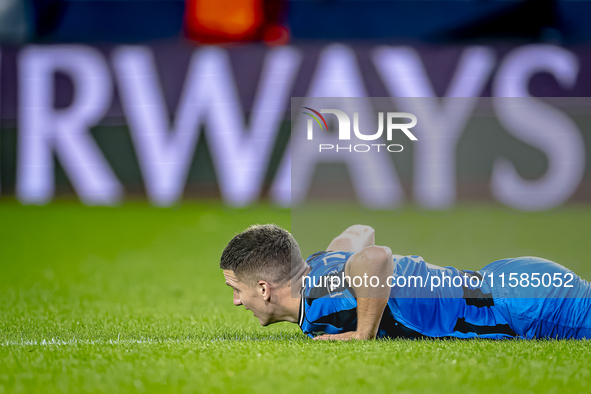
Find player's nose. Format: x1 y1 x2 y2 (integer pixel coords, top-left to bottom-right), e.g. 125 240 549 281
233 292 242 306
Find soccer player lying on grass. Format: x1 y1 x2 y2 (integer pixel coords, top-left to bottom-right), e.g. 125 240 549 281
220 224 591 340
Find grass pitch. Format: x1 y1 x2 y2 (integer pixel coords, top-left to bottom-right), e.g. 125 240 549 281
1 201 591 393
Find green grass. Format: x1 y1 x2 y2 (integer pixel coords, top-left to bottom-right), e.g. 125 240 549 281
1 201 591 393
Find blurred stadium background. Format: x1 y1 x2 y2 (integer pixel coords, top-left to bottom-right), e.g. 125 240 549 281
2 1 591 393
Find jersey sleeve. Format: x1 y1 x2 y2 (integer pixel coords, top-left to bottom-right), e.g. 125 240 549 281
300 251 358 338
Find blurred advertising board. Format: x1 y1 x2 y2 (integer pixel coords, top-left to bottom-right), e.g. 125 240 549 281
0 42 590 210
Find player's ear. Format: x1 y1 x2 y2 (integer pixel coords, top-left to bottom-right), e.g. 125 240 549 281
257 280 271 301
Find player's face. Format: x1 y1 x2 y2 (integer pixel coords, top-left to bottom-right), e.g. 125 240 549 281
223 270 271 326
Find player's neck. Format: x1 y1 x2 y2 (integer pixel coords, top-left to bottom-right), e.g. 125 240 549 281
273 265 311 324
285 265 312 324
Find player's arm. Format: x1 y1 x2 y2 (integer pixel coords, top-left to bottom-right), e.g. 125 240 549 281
314 245 393 341
326 225 375 252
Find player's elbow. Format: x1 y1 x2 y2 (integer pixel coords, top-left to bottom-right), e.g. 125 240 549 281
345 225 375 238
359 246 393 271
364 246 392 264
346 246 393 295
343 225 376 249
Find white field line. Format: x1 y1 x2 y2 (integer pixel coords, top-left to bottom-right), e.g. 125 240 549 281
1 338 196 347
1 336 293 347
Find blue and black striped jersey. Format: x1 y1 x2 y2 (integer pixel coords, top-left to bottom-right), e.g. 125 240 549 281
298 251 517 339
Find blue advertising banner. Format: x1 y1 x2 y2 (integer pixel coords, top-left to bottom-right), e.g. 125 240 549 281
1 42 590 209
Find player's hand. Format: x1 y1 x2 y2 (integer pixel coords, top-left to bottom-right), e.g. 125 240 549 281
313 331 373 341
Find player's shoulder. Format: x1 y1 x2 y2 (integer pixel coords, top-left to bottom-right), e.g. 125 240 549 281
302 251 355 300
305 251 328 265
305 250 355 270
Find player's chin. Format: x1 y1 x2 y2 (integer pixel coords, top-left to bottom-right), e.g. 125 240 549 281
257 316 272 326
